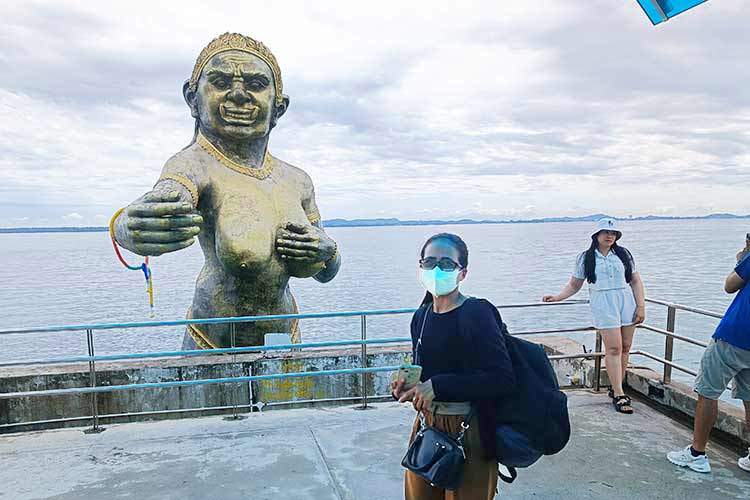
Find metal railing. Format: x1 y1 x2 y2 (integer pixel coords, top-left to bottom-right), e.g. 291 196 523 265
638 297 723 383
0 297 722 432
0 300 594 432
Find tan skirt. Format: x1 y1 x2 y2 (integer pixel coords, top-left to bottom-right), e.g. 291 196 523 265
404 410 499 500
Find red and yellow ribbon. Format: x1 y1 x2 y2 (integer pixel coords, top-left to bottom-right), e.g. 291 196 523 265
109 208 154 316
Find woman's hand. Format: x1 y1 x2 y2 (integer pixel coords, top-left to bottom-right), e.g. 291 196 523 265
542 295 560 303
391 378 408 401
633 305 646 324
276 222 336 263
398 380 435 412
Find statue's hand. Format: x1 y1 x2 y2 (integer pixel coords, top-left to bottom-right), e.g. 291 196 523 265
276 222 336 263
118 190 203 256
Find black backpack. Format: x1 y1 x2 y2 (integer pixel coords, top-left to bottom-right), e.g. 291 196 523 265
487 305 571 483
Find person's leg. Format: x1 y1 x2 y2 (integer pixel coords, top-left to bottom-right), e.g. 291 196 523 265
730 368 750 471
405 470 443 500
731 369 750 438
448 415 498 500
668 340 737 472
692 340 745 452
599 328 624 396
740 400 750 472
617 287 637 382
620 324 637 380
692 395 719 452
666 394 717 473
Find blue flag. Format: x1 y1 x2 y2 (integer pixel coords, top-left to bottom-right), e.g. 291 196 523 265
636 0 709 25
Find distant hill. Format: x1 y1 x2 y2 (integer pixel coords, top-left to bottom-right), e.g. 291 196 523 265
321 212 750 228
0 226 109 234
2 212 748 233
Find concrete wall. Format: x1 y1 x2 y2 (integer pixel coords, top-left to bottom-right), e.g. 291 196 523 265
0 339 564 432
0 356 252 431
0 346 416 432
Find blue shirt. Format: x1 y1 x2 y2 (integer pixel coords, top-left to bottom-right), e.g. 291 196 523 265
713 255 750 350
573 249 636 292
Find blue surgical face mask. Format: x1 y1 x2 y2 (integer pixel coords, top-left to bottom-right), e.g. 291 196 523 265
420 267 461 297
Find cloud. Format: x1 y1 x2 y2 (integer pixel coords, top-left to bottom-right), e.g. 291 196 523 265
62 212 84 221
0 0 748 227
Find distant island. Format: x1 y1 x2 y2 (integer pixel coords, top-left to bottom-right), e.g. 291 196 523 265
2 213 749 233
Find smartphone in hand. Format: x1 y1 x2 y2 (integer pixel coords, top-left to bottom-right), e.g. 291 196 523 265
391 364 422 390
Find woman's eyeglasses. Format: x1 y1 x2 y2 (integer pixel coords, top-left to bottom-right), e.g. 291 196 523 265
419 257 462 272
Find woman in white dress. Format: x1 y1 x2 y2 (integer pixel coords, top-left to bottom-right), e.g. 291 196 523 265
543 218 646 414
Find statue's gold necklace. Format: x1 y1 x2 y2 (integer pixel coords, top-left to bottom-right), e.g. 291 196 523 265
197 131 273 180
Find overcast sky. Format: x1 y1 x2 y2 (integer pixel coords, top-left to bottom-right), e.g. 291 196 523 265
0 0 747 227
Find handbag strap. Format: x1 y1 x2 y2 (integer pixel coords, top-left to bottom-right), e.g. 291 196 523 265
456 404 477 444
414 305 429 366
415 303 478 445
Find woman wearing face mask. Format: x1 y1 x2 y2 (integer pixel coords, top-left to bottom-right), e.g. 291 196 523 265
543 218 646 414
392 233 516 499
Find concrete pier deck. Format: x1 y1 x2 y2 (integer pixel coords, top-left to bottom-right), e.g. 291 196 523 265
1 390 748 499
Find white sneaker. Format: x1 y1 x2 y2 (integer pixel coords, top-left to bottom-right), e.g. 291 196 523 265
739 448 750 472
667 446 711 473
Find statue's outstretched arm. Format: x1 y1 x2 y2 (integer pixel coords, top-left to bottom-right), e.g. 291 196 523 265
114 158 204 257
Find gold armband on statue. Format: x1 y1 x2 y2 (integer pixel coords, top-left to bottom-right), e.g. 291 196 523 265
306 207 321 226
156 173 199 205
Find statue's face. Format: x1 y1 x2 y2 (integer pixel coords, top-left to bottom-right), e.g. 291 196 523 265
193 50 280 140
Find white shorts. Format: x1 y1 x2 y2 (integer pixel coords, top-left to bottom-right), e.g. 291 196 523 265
589 288 636 330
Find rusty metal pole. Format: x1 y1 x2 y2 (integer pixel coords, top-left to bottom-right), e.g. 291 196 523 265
664 306 676 384
224 322 246 421
355 315 370 410
84 329 105 434
593 331 603 392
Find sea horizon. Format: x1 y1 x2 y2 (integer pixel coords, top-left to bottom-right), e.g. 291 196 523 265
2 211 750 233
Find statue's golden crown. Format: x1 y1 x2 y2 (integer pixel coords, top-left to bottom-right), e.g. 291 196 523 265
189 33 284 105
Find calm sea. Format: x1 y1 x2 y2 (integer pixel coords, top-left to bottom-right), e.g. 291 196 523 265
0 219 747 400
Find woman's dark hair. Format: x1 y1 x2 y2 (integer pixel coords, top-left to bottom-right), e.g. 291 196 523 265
419 233 469 307
583 234 634 284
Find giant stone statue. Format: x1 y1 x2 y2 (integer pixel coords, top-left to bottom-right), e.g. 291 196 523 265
114 33 341 349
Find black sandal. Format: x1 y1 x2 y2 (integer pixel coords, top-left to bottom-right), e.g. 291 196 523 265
607 386 614 399
613 395 634 414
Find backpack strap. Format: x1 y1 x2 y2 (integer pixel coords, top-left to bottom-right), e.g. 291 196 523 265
460 299 520 484
459 297 509 336
454 296 476 340
498 466 518 484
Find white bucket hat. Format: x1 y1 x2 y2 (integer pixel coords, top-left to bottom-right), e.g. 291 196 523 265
592 217 622 240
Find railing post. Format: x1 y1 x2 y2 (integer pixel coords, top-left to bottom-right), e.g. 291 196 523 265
663 306 676 384
356 314 370 410
593 331 603 392
224 322 246 421
84 329 105 434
